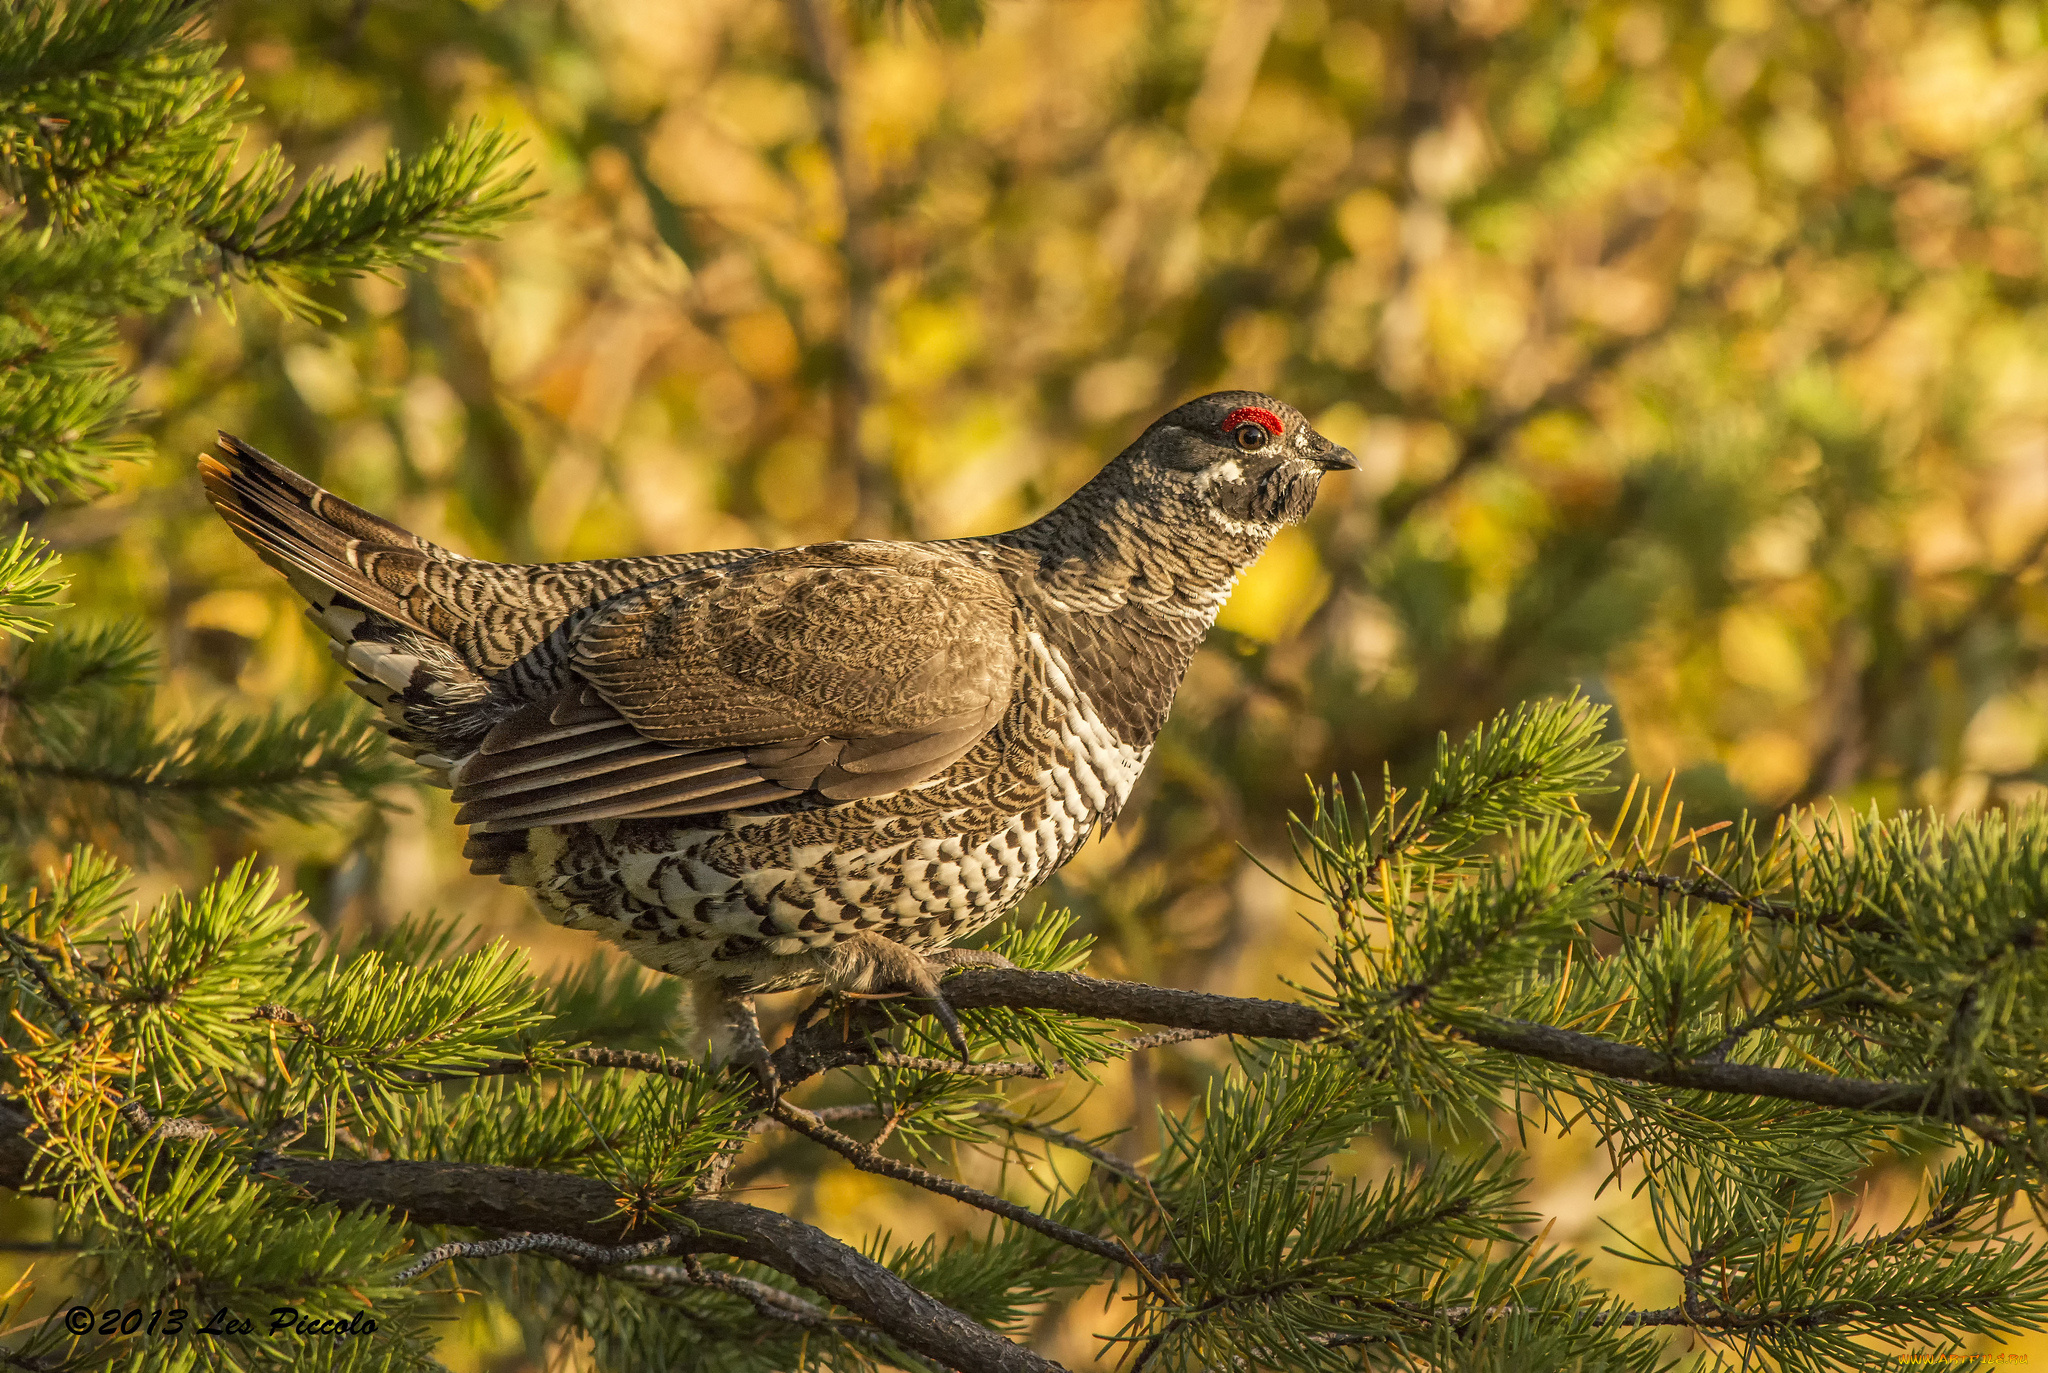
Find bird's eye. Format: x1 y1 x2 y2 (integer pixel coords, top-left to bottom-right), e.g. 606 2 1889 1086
1234 422 1270 451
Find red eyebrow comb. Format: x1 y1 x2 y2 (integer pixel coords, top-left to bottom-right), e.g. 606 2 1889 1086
1222 406 1283 436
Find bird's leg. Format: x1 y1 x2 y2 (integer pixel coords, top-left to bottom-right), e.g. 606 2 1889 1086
691 979 780 1099
829 932 1015 1065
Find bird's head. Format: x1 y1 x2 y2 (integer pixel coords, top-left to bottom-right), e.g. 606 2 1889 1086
1116 391 1356 535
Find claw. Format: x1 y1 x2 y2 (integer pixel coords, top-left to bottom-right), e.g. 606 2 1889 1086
929 989 972 1065
748 1052 783 1100
701 987 781 1099
828 936 1015 1068
923 948 1013 1066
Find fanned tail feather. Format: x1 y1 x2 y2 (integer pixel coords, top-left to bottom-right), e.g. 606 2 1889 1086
199 434 493 782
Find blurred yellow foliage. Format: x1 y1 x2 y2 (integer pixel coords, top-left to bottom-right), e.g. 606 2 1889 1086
23 0 2048 1363
1216 524 1330 642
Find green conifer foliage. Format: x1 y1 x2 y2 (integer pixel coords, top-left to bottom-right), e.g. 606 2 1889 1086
8 696 2048 1370
0 0 526 502
6 4 2048 1371
0 0 525 867
0 4 530 1358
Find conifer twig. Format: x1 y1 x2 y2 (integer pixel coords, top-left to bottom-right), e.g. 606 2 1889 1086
113 1098 214 1141
750 1102 880 1133
1123 1027 1225 1052
869 1051 1060 1079
238 1154 1063 1373
772 968 1324 1085
623 1254 897 1343
395 1230 681 1281
416 1017 1222 1095
244 1003 315 1032
754 1099 1150 1185
398 1043 710 1087
1603 866 1801 921
552 1045 705 1078
1698 986 1862 1063
346 962 2048 1131
0 928 81 1036
972 1105 1148 1185
770 1098 1146 1271
629 1255 835 1321
929 969 2048 1122
621 1261 935 1365
766 967 2048 1125
1451 1015 2048 1120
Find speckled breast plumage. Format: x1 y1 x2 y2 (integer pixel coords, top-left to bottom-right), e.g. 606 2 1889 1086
505 633 1148 991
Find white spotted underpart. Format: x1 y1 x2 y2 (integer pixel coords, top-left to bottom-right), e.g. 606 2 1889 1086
507 635 1150 992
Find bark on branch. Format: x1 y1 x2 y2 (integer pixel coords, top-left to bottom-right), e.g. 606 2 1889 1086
1 962 2028 1372
0 1108 1062 1373
263 1159 1065 1371
771 967 1325 1084
776 968 2048 1125
1451 1017 2048 1119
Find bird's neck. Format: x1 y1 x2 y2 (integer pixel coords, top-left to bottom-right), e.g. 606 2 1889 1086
994 468 1277 635
958 473 1276 752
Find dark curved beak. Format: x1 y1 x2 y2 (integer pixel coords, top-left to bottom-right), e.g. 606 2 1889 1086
1312 443 1358 472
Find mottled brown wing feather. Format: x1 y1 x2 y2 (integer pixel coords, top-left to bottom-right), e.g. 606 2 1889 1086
451 545 1017 831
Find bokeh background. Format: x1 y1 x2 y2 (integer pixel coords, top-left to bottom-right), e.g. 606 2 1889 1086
27 0 2048 1365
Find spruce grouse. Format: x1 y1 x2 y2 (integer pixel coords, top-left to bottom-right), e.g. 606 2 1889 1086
201 391 1355 1072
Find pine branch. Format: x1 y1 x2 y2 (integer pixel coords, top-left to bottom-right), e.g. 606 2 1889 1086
1450 1015 2048 1120
770 967 2048 1129
0 333 144 502
111 1097 212 1142
771 1098 1138 1271
619 1255 902 1354
0 926 80 1034
639 1257 820 1323
630 1256 831 1320
0 4 528 501
7 923 2045 1369
397 1230 680 1282
544 1046 714 1080
1604 865 1800 921
0 531 62 640
1360 694 1620 868
773 969 1324 1085
399 1043 717 1089
0 216 197 314
759 1099 1148 1185
971 1105 1149 1185
868 1052 1061 1079
0 694 406 850
0 0 205 98
0 1100 1052 1371
192 122 533 305
855 1028 1223 1083
0 620 153 705
1264 1288 2021 1335
249 1151 1063 1373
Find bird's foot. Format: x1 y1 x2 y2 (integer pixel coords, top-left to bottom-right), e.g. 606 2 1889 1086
830 933 1014 1065
697 985 781 1099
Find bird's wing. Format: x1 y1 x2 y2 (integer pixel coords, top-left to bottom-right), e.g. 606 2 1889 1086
451 543 1018 832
